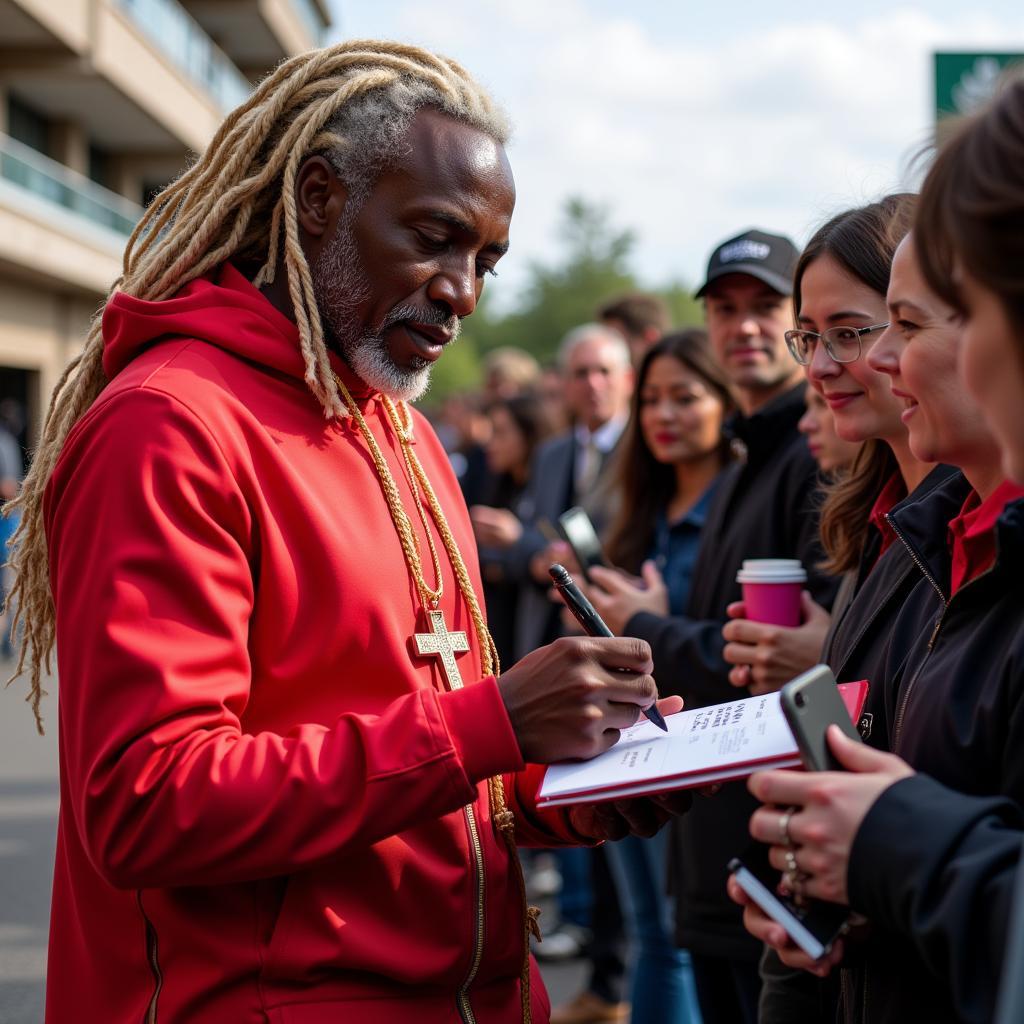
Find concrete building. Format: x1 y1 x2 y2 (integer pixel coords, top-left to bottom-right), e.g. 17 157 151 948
0 0 331 456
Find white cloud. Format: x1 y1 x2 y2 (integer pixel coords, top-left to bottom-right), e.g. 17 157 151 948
331 2 1024 307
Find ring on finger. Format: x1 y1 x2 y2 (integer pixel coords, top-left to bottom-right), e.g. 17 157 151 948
784 848 799 874
777 807 796 846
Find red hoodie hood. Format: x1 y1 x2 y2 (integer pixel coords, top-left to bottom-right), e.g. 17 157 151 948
102 263 370 397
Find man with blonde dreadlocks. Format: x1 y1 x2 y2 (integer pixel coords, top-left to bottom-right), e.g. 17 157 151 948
12 42 690 1024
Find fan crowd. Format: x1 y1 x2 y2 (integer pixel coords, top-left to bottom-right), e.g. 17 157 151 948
437 75 1024 1024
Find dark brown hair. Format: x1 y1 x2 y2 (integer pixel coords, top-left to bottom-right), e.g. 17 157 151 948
598 293 670 338
604 330 735 574
915 72 1024 341
794 195 917 574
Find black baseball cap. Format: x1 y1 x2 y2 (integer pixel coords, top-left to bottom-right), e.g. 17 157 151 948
695 229 799 299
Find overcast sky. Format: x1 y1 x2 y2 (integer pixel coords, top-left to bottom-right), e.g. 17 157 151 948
325 1 1024 307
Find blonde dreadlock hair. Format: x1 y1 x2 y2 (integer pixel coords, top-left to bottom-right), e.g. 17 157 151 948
7 40 511 732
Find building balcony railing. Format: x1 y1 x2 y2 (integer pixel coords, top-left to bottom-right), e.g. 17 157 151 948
115 0 252 113
293 0 327 47
0 132 142 237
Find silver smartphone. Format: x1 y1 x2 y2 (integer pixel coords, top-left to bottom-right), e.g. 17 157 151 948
780 664 862 772
728 856 850 960
555 506 608 583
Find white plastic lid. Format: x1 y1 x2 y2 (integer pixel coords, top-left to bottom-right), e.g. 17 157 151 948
736 558 807 583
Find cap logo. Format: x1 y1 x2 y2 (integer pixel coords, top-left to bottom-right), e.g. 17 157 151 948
720 240 770 264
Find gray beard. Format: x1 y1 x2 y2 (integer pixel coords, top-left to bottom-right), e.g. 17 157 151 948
311 214 461 403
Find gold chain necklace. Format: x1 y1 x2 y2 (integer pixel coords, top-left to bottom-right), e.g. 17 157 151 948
333 374 539 1023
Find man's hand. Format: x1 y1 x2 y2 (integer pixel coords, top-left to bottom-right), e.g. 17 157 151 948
498 637 669 764
583 561 669 635
726 874 846 977
569 782 691 841
747 728 914 904
722 592 831 695
469 505 523 549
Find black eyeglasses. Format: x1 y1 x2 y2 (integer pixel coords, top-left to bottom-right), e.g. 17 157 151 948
784 323 890 365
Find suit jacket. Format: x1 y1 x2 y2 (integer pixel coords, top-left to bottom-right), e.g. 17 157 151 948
501 429 620 661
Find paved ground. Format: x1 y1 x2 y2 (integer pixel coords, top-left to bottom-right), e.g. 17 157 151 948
0 665 588 1021
0 661 59 1024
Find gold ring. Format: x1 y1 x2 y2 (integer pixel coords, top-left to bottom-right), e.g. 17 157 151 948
778 808 795 846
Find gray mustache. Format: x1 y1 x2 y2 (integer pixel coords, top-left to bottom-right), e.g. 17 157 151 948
379 303 461 339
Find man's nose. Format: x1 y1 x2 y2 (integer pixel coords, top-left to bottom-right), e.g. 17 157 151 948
738 314 760 337
427 260 478 319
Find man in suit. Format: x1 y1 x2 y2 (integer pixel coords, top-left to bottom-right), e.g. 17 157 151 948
470 322 634 660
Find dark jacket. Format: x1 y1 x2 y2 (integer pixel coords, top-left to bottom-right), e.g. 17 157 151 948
504 429 620 659
626 384 839 959
840 481 1024 1024
757 465 968 1024
826 464 966 752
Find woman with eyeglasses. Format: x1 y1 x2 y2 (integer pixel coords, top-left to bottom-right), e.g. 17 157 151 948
733 155 1024 1022
721 196 943 704
722 195 968 1023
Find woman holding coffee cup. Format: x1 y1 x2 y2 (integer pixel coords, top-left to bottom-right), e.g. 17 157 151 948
721 195 941 700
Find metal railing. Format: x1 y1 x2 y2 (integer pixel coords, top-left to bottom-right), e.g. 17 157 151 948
0 133 142 236
115 0 252 113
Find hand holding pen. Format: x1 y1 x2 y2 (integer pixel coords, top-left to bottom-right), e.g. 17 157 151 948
549 563 669 732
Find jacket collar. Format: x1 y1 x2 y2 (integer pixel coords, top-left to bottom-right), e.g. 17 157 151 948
886 468 1024 598
726 383 806 464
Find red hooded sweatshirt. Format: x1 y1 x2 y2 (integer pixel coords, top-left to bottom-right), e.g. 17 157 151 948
44 264 579 1023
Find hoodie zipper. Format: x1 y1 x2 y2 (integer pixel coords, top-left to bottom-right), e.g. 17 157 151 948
136 891 162 1023
456 803 486 1024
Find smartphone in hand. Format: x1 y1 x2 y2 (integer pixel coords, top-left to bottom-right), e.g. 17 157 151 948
729 856 850 960
555 506 609 583
780 664 862 772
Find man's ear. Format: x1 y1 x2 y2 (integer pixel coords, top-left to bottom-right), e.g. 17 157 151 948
295 155 349 241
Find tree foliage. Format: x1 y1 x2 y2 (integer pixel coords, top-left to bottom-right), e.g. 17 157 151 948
428 196 704 402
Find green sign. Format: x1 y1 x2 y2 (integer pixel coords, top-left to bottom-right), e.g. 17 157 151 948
935 53 1024 120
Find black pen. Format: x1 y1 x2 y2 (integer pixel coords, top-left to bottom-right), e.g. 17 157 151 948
549 563 668 732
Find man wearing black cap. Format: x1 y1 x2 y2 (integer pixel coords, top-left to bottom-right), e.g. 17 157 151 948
587 229 838 1023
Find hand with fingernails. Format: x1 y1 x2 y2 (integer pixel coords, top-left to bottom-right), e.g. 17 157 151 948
728 727 913 974
746 726 914 904
722 592 831 695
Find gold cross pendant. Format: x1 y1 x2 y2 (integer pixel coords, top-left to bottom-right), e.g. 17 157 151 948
414 609 470 691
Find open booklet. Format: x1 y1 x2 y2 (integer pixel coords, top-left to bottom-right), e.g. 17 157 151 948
537 681 868 808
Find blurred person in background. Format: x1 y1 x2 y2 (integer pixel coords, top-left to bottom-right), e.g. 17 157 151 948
538 362 571 434
590 328 734 1024
496 323 633 1024
0 398 24 656
599 292 671 366
470 393 552 668
797 385 860 476
735 202 1024 1024
482 345 541 401
442 391 494 507
579 229 837 1024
